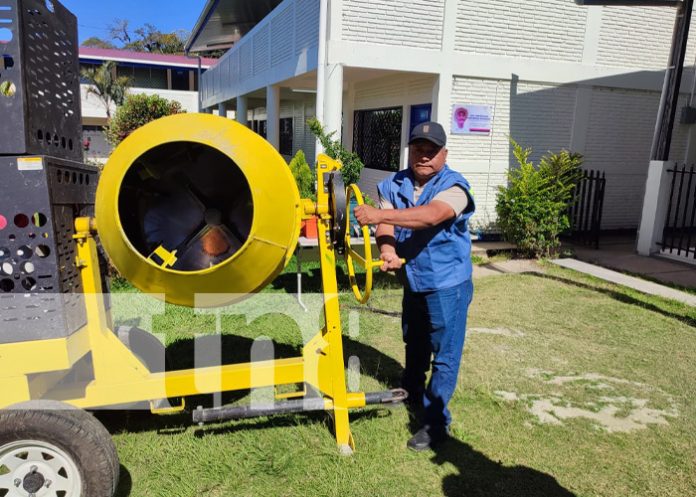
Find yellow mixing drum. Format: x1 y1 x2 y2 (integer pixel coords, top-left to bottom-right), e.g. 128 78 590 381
96 113 302 307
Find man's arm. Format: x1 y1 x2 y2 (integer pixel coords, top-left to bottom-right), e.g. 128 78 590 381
355 201 455 230
375 221 402 271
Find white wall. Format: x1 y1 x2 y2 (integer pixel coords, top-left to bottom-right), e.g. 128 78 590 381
454 0 587 63
248 98 317 162
81 85 201 120
200 0 320 108
200 0 696 232
342 0 446 50
444 76 691 231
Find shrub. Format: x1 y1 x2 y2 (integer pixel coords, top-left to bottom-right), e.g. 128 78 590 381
495 139 583 258
307 117 364 186
288 150 315 200
106 93 184 146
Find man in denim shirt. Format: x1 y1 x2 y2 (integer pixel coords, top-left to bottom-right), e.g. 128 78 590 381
354 122 475 451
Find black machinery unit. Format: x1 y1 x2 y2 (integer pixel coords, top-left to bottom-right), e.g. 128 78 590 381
0 0 82 161
0 156 99 343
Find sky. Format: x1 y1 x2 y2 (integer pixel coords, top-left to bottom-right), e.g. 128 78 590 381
61 0 208 45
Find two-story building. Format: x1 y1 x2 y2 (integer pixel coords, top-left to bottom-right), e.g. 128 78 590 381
79 47 217 162
186 0 696 241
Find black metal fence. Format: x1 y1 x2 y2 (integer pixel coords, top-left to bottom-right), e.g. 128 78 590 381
568 169 606 249
660 164 696 257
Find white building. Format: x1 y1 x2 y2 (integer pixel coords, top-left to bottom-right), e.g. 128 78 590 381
186 0 696 242
79 47 217 162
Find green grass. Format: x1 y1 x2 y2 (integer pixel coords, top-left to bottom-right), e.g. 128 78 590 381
105 262 696 497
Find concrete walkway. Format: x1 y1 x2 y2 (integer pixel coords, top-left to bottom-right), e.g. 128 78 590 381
551 258 696 306
569 234 696 289
472 259 543 279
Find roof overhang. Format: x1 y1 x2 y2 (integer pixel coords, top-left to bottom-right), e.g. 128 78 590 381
186 0 284 53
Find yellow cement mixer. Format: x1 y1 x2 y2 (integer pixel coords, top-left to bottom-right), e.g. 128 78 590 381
0 114 404 496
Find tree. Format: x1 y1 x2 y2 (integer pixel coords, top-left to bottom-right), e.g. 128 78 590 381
125 24 186 54
105 93 184 146
80 19 193 55
80 61 131 119
109 19 132 45
81 36 116 49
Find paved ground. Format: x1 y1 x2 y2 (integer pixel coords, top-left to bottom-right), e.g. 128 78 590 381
472 236 696 305
567 234 696 290
550 258 696 306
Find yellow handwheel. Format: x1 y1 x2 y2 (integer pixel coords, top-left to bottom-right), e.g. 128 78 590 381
344 184 409 304
345 184 375 304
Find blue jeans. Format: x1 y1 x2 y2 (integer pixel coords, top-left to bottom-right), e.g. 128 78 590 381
401 279 474 427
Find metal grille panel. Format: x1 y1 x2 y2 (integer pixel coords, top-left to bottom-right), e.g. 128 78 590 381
0 155 98 343
568 169 606 249
0 0 82 160
353 107 403 172
660 164 696 258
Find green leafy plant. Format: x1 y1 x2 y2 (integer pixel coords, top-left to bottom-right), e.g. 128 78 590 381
288 150 315 200
105 93 184 146
362 193 377 208
495 139 583 258
307 117 364 186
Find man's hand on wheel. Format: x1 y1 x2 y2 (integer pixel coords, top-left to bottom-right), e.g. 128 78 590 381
354 205 383 226
380 252 403 272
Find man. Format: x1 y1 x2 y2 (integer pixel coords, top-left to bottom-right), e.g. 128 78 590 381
354 121 475 451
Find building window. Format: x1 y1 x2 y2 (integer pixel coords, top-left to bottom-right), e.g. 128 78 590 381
116 64 167 89
253 120 267 139
353 107 403 171
171 68 189 91
279 117 293 155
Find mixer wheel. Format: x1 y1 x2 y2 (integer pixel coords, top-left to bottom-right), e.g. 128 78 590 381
0 400 120 497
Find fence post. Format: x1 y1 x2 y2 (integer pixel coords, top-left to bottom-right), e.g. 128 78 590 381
637 160 676 255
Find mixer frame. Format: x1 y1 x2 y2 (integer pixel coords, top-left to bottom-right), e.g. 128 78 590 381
0 155 405 456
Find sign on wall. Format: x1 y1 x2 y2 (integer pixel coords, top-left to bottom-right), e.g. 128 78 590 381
451 104 492 135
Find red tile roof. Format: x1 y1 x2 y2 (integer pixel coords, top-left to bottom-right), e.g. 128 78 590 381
79 47 219 68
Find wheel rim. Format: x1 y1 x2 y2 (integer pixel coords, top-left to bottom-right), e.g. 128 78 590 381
0 440 82 497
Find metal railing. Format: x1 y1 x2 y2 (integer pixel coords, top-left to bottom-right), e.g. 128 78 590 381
660 164 696 257
568 169 606 249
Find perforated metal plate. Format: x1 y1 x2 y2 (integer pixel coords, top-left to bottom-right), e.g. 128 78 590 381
0 155 98 343
0 0 82 160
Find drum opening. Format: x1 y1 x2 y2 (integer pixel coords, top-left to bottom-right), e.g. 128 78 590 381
118 141 254 272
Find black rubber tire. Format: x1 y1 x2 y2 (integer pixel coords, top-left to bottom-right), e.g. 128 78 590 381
0 400 120 497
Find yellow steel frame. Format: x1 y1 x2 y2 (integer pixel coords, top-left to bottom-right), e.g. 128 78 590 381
0 155 377 454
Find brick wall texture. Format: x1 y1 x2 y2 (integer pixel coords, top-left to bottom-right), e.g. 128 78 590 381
342 0 446 50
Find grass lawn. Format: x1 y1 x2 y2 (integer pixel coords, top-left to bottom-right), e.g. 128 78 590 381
104 260 696 497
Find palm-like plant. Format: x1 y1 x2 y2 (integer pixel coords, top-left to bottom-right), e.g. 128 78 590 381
80 61 131 119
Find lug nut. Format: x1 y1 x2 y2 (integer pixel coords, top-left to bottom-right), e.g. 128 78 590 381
13 478 21 487
45 479 52 488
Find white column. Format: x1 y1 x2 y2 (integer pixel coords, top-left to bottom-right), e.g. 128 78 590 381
684 124 696 164
637 160 675 255
266 85 280 149
342 82 355 152
431 72 452 128
217 101 227 118
323 63 344 140
236 95 248 126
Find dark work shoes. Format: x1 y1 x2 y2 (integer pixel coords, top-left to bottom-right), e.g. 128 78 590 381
407 424 450 452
